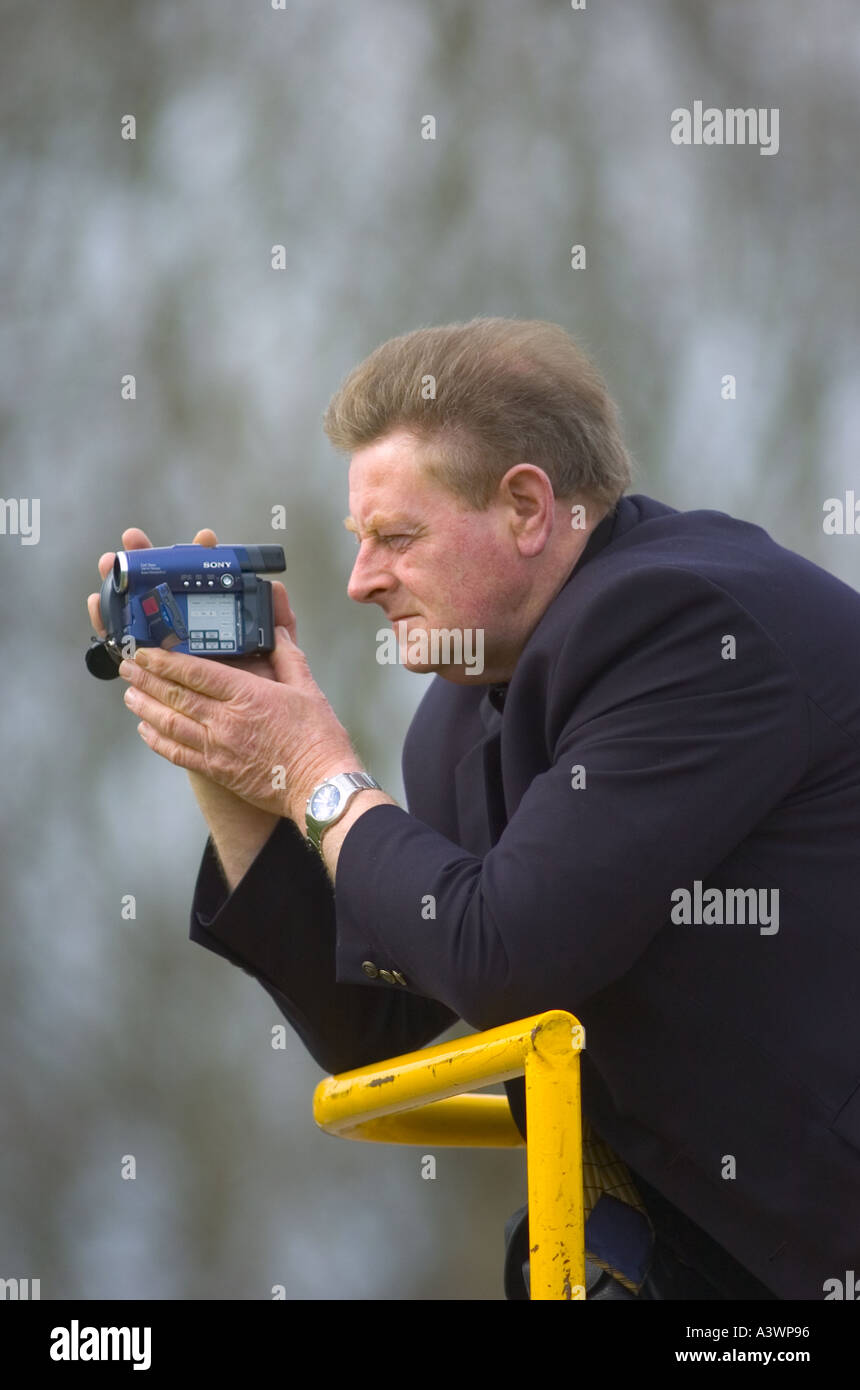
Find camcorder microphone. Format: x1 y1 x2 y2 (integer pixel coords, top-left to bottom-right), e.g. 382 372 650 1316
85 543 286 681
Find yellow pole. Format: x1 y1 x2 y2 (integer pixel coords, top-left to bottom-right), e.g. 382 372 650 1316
312 1009 587 1300
524 1014 586 1300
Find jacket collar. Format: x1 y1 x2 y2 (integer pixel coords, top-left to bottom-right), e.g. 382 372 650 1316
483 494 636 722
460 496 661 849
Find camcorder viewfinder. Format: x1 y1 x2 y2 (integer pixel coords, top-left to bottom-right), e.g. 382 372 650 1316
85 543 286 681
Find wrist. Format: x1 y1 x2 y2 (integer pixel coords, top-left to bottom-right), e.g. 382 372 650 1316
312 783 394 875
301 768 384 854
188 769 278 824
287 753 363 828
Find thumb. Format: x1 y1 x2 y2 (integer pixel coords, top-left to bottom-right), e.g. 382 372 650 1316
270 624 303 683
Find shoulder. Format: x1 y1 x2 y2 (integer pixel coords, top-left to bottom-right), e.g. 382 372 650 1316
541 494 818 656
515 497 811 748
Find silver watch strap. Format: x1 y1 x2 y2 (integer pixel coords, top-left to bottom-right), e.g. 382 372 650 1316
306 771 382 850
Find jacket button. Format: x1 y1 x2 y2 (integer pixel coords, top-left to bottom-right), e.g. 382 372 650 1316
392 971 407 986
361 961 379 979
378 969 395 983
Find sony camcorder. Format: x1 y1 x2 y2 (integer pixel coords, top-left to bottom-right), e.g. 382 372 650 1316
85 543 286 680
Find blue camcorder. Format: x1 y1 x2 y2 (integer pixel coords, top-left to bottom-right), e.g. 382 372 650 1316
85 543 286 680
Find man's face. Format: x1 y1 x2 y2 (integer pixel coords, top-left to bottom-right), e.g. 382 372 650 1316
345 429 531 683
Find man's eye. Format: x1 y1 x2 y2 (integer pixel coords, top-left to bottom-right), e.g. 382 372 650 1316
351 532 413 550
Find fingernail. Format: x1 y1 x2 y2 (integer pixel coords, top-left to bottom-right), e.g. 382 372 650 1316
118 660 133 678
135 649 151 667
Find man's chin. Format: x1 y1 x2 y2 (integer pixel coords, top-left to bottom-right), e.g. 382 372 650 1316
392 619 488 681
398 655 489 684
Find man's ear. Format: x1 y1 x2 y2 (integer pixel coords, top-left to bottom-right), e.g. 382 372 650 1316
499 464 555 556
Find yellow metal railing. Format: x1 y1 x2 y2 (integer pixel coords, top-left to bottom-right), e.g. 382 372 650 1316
313 1008 586 1300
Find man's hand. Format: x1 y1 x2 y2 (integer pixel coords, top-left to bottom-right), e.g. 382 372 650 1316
87 525 392 875
88 527 295 890
115 609 360 824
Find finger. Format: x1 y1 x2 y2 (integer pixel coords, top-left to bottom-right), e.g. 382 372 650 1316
270 581 298 643
119 657 213 721
98 529 152 580
129 645 235 700
121 528 153 549
122 683 207 752
136 720 200 772
192 529 218 547
87 591 106 638
270 623 314 685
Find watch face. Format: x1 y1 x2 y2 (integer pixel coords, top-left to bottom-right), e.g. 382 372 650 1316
310 782 342 821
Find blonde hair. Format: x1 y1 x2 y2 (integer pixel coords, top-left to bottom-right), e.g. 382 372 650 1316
323 316 634 512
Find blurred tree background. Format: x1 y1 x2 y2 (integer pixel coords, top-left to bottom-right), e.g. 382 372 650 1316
1 0 858 1298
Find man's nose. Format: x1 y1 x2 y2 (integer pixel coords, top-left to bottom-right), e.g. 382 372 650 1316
347 543 396 604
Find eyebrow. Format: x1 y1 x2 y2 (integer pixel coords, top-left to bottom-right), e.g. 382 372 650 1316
343 512 416 536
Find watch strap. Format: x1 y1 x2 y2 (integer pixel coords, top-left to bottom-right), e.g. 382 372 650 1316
305 771 382 851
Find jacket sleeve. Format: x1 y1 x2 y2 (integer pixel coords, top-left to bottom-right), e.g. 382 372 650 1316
189 815 459 1076
331 566 811 1029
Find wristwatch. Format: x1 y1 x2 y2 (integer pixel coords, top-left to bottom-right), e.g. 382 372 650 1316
305 771 383 851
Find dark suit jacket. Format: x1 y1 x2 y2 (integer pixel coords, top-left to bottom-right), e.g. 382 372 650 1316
189 492 860 1300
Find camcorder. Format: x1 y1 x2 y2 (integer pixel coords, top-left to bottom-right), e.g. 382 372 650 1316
85 543 286 680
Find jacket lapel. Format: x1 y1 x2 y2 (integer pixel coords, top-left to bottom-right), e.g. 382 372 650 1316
452 496 647 857
454 693 506 856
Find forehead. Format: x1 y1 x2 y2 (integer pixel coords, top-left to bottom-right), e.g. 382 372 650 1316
346 430 454 525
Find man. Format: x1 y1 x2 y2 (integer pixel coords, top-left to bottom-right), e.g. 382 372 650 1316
90 317 860 1300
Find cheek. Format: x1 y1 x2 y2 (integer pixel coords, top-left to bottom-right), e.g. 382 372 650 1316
430 559 505 621
403 528 507 616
